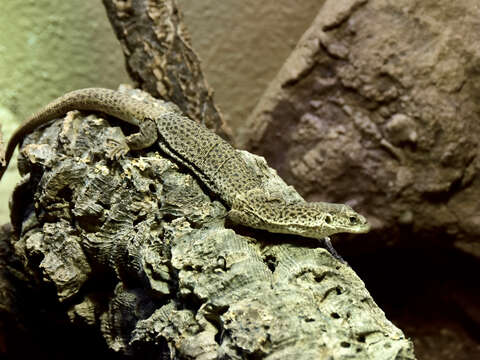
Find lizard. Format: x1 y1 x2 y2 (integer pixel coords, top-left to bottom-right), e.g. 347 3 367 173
0 88 369 244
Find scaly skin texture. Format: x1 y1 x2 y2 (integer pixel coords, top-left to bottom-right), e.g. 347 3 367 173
0 88 370 240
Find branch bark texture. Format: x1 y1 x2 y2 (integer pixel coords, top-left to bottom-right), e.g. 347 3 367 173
102 0 231 141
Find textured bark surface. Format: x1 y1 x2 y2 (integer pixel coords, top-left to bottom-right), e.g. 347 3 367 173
0 89 415 359
102 0 231 141
239 0 480 358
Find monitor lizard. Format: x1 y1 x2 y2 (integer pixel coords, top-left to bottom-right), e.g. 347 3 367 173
0 88 369 244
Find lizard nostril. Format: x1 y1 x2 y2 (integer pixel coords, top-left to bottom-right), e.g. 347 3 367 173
325 215 332 224
349 216 357 224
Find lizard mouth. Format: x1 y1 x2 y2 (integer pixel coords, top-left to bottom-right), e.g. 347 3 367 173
350 222 370 233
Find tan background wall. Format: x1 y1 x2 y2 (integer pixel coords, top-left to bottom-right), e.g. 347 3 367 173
0 0 322 223
180 0 321 127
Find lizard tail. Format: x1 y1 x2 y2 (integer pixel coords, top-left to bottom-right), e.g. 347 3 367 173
0 88 143 182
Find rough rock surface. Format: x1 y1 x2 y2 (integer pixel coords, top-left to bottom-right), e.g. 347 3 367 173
239 1 480 358
2 90 414 359
240 0 480 256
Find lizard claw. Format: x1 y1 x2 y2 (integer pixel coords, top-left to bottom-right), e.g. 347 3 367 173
105 139 130 160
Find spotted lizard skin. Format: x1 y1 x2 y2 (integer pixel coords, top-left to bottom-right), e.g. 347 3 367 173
0 88 369 240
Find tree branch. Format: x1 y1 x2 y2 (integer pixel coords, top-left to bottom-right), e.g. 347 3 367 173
102 0 232 141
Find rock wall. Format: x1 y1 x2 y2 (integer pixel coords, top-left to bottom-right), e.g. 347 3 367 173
241 0 480 256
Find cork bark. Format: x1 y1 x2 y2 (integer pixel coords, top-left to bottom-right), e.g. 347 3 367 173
0 88 415 359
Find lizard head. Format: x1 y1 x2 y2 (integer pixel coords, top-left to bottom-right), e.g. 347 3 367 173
229 191 370 239
306 202 370 237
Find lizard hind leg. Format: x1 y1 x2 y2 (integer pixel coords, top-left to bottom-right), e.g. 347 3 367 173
125 118 158 151
105 119 158 160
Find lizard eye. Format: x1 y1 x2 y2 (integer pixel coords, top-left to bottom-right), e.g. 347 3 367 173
349 216 358 224
325 215 332 224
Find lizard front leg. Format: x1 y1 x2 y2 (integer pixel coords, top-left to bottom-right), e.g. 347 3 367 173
106 119 158 159
321 237 347 263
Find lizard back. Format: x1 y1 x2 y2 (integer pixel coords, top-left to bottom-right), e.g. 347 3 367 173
153 110 262 204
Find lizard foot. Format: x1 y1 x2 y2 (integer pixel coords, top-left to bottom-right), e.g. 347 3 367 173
125 119 158 150
321 237 347 264
105 139 130 160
